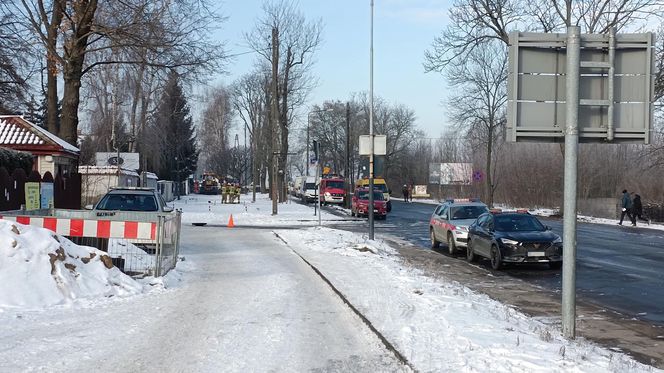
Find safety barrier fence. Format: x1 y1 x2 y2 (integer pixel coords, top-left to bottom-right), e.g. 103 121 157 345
0 209 181 277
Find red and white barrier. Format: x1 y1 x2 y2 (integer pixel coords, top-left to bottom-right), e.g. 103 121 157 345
0 215 156 240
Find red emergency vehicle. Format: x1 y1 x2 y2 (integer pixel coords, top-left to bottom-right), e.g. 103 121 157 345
319 175 345 205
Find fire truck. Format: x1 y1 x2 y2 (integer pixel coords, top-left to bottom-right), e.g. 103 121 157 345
200 172 220 195
319 175 345 205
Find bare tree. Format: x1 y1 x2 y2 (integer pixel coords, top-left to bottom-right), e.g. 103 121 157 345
199 85 234 177
0 10 34 113
232 69 271 201
444 42 507 205
245 0 322 203
12 0 227 145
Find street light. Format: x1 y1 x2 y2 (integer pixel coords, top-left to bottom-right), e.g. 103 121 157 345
368 0 375 240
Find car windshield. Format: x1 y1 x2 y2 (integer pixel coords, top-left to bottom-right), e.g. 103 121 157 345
325 181 344 189
304 183 316 189
450 205 489 220
96 193 159 211
357 191 384 201
494 215 546 232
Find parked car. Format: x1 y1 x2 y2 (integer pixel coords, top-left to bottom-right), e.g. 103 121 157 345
351 188 387 219
86 187 174 214
355 177 391 211
429 198 489 255
466 210 563 270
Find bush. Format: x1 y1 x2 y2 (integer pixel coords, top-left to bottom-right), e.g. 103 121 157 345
0 147 33 174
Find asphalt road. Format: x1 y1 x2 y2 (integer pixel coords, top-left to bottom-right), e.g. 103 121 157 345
326 199 664 326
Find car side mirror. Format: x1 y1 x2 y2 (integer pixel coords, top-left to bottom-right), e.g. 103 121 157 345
546 225 552 231
163 206 174 212
84 204 93 210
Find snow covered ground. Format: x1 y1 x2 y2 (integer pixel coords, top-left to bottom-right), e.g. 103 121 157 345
0 192 660 372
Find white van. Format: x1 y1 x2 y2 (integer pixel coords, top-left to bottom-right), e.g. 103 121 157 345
293 176 305 198
300 176 318 203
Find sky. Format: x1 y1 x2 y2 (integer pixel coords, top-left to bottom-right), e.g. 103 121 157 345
1 195 660 371
213 0 451 138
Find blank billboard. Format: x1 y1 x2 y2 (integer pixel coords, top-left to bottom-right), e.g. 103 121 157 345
429 163 472 185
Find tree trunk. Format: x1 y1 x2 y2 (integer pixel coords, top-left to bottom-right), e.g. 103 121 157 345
278 47 292 203
46 0 64 135
485 126 494 207
128 62 146 152
270 27 279 213
59 0 98 146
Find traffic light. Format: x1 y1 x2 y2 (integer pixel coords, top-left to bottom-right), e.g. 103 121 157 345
312 140 319 161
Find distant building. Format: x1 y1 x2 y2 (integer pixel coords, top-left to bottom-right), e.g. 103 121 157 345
79 165 140 206
0 115 79 176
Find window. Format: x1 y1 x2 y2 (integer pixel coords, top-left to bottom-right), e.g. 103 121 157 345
451 205 489 220
325 181 344 189
494 215 545 232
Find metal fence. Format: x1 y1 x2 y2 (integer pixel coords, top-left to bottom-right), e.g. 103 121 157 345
0 208 181 277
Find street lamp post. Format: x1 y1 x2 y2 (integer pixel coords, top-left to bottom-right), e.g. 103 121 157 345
368 0 375 240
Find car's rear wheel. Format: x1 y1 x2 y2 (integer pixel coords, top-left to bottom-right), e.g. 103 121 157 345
490 246 502 270
447 233 457 255
549 261 562 270
466 239 478 262
430 229 440 248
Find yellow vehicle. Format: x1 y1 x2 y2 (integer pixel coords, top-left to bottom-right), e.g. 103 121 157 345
355 177 391 211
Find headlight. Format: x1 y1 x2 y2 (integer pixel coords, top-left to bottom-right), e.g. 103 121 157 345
325 192 331 197
499 238 520 246
553 236 562 244
456 226 468 232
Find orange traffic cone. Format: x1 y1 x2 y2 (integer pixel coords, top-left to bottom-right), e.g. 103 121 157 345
227 214 235 228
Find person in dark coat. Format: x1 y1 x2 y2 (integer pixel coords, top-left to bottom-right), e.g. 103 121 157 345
618 189 636 226
402 185 409 203
633 194 650 225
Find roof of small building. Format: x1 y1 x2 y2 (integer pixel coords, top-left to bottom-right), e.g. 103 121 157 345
0 115 79 155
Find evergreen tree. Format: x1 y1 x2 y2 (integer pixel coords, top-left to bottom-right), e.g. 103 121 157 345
23 95 46 128
154 71 198 182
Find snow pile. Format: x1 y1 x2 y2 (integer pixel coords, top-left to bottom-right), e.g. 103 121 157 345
276 227 657 372
0 220 143 309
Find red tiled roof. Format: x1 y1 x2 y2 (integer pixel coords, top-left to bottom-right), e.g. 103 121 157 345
0 115 79 155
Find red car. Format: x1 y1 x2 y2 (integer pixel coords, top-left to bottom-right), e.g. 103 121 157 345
351 188 387 219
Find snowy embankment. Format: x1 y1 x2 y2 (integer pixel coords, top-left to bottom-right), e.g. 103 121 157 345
0 220 143 309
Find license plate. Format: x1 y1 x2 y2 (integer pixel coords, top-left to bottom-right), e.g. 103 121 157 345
528 251 545 257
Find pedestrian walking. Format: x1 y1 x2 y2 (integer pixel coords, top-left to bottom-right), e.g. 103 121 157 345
408 184 413 203
618 189 636 226
402 184 409 203
633 194 650 225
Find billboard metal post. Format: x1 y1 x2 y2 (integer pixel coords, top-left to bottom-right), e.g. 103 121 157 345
562 25 580 339
368 0 375 240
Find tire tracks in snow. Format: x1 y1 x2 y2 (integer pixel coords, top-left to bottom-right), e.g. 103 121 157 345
273 232 417 372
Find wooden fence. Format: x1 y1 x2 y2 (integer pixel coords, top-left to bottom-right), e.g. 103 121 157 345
0 167 81 211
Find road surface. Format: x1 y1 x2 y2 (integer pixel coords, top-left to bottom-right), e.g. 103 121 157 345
326 199 664 326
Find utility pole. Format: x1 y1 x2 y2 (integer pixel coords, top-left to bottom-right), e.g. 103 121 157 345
270 27 280 215
345 102 351 209
368 0 375 239
562 25 580 339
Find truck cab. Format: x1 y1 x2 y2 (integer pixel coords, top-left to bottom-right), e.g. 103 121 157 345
319 176 345 205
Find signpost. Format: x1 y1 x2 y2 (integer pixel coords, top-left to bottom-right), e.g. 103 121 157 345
507 27 655 339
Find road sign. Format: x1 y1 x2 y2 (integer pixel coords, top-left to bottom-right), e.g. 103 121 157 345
507 31 655 144
359 135 387 155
